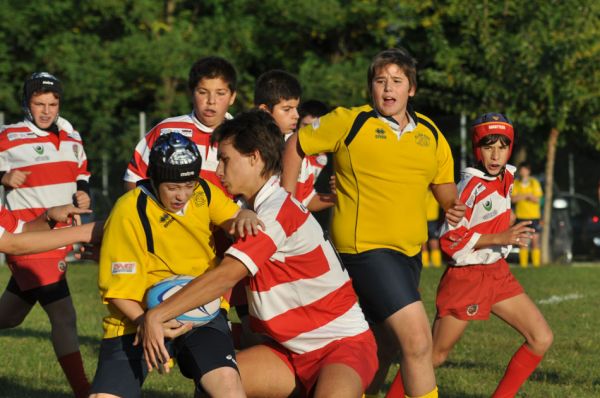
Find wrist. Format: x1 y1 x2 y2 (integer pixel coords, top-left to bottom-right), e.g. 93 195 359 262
45 210 57 229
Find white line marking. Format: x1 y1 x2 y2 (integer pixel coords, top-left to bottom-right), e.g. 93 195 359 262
537 293 584 305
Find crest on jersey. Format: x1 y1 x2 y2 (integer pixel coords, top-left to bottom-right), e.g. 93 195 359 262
34 145 44 155
414 132 430 147
193 191 207 207
483 200 493 211
57 260 67 272
466 304 479 316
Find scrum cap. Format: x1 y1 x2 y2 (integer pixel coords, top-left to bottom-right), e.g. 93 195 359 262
471 113 514 162
148 132 202 185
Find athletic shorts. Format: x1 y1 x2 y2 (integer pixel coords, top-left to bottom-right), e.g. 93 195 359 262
89 311 238 398
5 276 70 306
341 249 422 323
7 257 67 291
436 260 524 321
427 220 440 240
516 218 541 233
265 330 378 396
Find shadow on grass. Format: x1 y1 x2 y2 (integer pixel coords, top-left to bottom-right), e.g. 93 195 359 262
1 326 100 348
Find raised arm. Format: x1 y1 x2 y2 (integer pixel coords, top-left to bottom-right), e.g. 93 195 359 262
281 133 305 195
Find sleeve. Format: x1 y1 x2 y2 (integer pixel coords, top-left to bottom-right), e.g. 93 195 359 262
74 131 91 184
98 195 149 304
298 107 355 156
0 205 20 235
432 132 455 185
206 181 240 226
0 132 10 172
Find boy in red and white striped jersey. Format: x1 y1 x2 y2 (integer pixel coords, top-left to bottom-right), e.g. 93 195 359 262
432 113 553 397
141 110 377 397
0 72 92 397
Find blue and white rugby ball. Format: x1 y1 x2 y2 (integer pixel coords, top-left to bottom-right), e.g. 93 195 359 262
146 275 221 327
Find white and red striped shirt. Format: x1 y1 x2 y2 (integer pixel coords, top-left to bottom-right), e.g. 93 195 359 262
124 112 232 194
440 165 515 266
226 176 368 354
0 204 25 239
283 133 328 206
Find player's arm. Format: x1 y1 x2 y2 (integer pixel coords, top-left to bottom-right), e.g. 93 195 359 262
307 192 336 212
141 256 249 372
0 222 100 255
431 182 465 226
22 204 91 232
474 220 535 249
281 133 304 195
220 209 265 239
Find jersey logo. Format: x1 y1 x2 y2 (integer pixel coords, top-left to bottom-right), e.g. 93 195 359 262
193 191 207 207
375 128 386 139
73 144 80 160
111 262 137 274
483 200 493 211
414 132 431 147
7 132 37 141
34 145 44 155
160 128 193 137
466 304 479 316
160 213 175 228
57 260 67 272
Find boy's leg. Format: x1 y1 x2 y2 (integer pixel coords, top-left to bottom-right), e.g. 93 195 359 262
0 280 35 328
314 364 363 398
491 293 553 397
237 344 298 398
367 323 398 396
431 315 469 367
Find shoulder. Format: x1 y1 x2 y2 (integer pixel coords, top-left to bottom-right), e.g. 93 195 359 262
458 169 490 207
414 112 443 142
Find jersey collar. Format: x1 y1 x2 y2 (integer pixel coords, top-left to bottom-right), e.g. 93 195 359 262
252 175 281 211
374 105 417 139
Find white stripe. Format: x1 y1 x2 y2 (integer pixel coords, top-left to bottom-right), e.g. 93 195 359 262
537 293 583 305
226 246 259 275
282 304 369 354
5 182 76 210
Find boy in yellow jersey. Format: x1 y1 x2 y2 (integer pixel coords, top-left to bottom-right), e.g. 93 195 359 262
282 47 466 398
512 162 543 267
422 188 442 268
89 133 260 398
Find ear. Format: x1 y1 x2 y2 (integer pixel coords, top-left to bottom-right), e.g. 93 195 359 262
228 91 237 106
258 104 270 112
249 149 262 166
408 85 416 98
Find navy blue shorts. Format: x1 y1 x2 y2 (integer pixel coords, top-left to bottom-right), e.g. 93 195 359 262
427 220 440 240
89 311 238 398
5 277 70 306
340 249 422 324
516 218 541 233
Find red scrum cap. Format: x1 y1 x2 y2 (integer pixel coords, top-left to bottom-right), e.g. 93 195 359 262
471 113 514 162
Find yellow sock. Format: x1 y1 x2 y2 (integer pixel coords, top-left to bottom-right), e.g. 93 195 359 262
519 248 529 268
532 248 541 267
406 386 438 398
422 250 430 268
431 249 442 268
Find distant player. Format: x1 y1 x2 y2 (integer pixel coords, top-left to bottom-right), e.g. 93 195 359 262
432 113 553 397
512 162 543 267
90 133 260 398
141 111 378 398
0 72 92 397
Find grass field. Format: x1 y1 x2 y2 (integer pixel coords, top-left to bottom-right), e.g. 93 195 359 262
1 262 599 397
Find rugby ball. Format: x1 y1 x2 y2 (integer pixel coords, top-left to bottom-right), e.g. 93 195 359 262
146 275 221 327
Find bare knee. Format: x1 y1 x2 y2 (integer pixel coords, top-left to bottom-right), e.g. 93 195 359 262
529 326 553 355
400 331 432 363
201 367 244 398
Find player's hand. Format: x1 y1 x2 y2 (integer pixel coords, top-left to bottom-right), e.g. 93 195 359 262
229 209 265 238
329 175 337 195
1 170 31 188
46 204 92 224
500 221 535 246
74 190 91 209
445 199 466 226
136 311 172 374
162 319 192 339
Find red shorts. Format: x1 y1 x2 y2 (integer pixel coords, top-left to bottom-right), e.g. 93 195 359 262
8 257 68 291
436 260 524 321
266 330 378 396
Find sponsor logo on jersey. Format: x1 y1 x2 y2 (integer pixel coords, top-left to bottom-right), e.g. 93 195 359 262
160 213 175 228
7 132 37 141
57 260 67 272
73 144 80 160
111 262 137 274
35 156 50 162
482 209 498 220
375 128 386 139
466 304 479 316
483 200 493 211
34 145 44 155
160 128 193 137
414 132 430 147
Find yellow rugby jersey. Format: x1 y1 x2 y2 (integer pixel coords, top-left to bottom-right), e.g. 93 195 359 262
298 105 454 256
425 189 440 222
513 177 543 219
98 180 239 338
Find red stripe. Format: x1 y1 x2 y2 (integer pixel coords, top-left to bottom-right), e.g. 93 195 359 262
233 231 278 274
249 245 331 292
0 206 19 233
249 280 358 342
275 195 310 237
13 163 79 187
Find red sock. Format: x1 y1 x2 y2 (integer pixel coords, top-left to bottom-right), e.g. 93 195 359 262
58 351 91 398
386 369 405 397
492 344 543 398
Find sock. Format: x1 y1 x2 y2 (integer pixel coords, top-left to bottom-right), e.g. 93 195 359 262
422 250 430 268
407 386 438 398
492 344 543 398
431 249 442 268
386 369 405 397
519 248 529 268
58 351 90 398
532 249 541 267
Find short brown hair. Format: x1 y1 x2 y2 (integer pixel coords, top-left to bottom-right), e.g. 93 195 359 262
368 48 417 94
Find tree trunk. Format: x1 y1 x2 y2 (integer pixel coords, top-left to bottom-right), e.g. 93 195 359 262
541 127 560 264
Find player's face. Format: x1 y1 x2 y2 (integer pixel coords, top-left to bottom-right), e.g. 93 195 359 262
192 77 236 129
299 114 316 130
264 98 300 135
371 63 415 124
216 138 262 200
157 181 198 212
29 92 59 130
518 166 531 179
480 140 510 176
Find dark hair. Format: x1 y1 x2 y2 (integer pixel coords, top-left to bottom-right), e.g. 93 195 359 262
518 161 531 170
188 56 237 93
211 110 284 177
254 70 301 110
368 48 417 94
298 100 330 121
476 134 512 148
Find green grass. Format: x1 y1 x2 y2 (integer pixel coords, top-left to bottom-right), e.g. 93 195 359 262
1 262 599 397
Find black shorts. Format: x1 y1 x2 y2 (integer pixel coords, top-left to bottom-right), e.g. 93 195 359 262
5 277 70 306
516 218 541 233
341 249 422 324
427 220 440 240
89 311 238 398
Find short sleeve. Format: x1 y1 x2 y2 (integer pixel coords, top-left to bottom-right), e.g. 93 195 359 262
205 181 240 226
298 107 356 156
432 133 455 185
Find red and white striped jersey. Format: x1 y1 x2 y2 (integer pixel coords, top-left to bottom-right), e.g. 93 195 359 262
284 133 328 206
124 112 232 194
0 117 90 221
226 176 368 354
439 165 516 266
0 204 25 238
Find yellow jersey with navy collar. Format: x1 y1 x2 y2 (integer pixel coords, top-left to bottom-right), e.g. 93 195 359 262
298 105 454 256
513 177 543 219
98 180 239 338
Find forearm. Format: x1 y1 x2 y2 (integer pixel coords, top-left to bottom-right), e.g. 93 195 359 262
430 183 458 211
22 212 53 232
281 133 304 194
307 193 335 212
109 298 145 325
0 223 96 255
473 233 503 249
